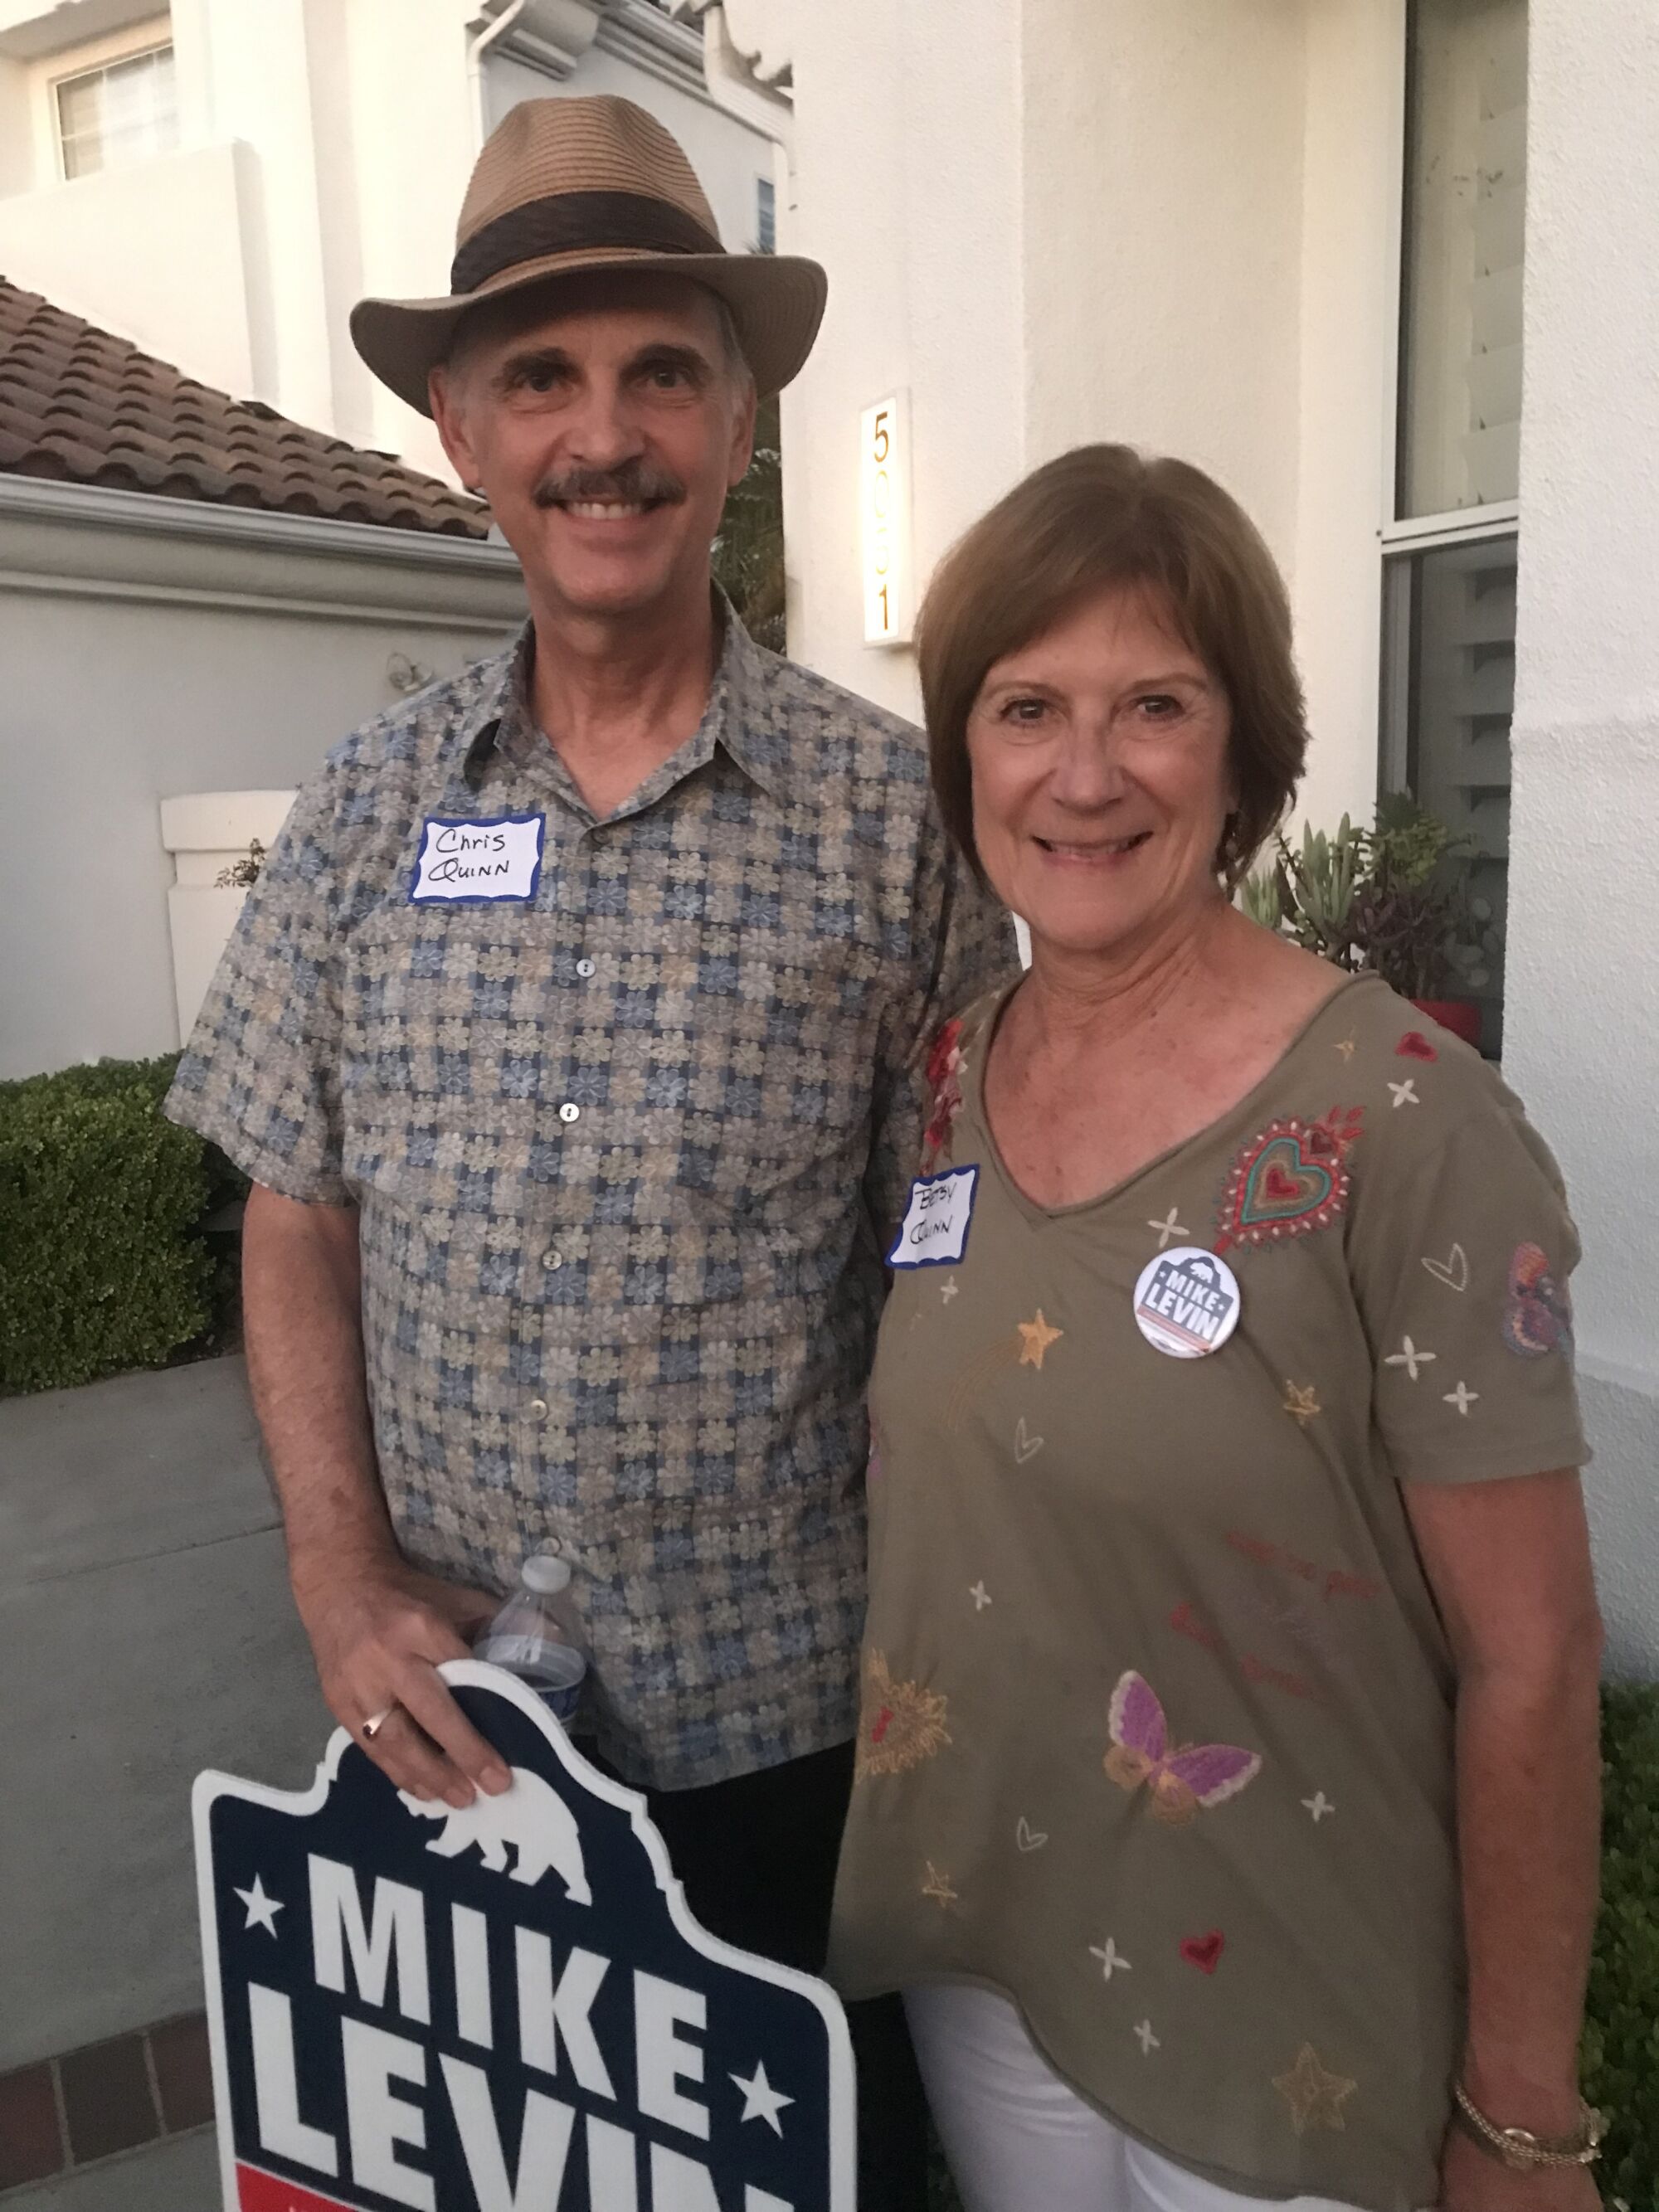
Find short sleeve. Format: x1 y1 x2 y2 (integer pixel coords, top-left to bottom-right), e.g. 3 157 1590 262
163 773 350 1203
1349 1096 1589 1485
864 811 1019 1244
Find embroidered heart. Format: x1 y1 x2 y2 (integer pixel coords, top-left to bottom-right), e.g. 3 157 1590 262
1014 1418 1044 1464
1216 1116 1357 1254
1180 1931 1225 1975
1422 1243 1469 1293
1015 1817 1048 1853
1396 1031 1439 1062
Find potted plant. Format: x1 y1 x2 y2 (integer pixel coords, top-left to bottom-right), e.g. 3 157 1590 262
1242 798 1495 1048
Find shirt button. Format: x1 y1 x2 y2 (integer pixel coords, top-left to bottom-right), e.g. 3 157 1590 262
575 957 596 980
528 1398 549 1421
559 1102 581 1124
542 1249 563 1271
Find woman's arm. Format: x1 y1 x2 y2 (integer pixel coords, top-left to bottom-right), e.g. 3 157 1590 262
1404 1469 1604 2211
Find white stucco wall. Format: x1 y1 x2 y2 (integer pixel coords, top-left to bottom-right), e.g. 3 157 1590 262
781 0 1394 832
783 0 1028 719
0 484 526 1082
0 139 259 396
1291 0 1404 837
1504 0 1659 1673
1019 0 1306 566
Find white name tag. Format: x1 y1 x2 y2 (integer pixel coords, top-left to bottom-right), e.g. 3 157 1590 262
409 813 545 903
888 1165 979 1269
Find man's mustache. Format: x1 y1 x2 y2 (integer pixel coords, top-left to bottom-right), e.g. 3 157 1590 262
533 464 686 509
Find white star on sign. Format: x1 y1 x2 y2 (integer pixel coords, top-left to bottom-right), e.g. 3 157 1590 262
1384 1335 1437 1382
1148 1208 1188 1249
731 2060 794 2137
1134 2019 1160 2054
1302 1792 1336 1823
234 1874 285 1937
1089 1937 1131 1981
941 1278 959 1303
1443 1381 1480 1416
969 1581 992 1611
1388 1078 1420 1109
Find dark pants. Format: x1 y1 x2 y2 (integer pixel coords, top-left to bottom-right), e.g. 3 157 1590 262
583 1738 929 2210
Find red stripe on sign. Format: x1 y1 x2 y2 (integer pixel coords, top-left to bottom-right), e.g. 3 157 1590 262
237 2162 372 2212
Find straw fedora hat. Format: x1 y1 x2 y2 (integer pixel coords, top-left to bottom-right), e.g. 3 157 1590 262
351 95 826 415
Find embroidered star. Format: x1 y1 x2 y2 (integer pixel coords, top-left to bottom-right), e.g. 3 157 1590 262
1017 1310 1063 1369
1282 1381 1321 1426
730 2060 794 2137
1388 1077 1420 1109
233 1874 285 1937
1272 2043 1358 2134
1134 2019 1160 2054
921 1861 957 1906
1088 1937 1131 1981
1302 1791 1336 1823
1443 1379 1480 1416
1148 1208 1188 1249
1334 1033 1357 1062
1384 1335 1437 1382
969 1581 992 1611
941 1278 959 1303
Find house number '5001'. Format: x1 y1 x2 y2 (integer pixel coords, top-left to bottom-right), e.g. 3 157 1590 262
860 393 912 646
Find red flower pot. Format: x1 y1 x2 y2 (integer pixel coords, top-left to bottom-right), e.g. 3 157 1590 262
1412 999 1482 1049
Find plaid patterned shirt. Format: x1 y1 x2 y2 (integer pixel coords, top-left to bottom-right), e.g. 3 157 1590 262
168 606 1016 1787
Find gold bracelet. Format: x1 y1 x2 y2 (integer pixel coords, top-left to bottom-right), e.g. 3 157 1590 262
1452 2083 1605 2171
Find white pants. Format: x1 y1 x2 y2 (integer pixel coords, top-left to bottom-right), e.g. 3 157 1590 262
905 1983 1358 2212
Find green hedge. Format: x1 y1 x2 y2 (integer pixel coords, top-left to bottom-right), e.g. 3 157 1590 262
0 1053 246 1395
1586 1684 1659 2207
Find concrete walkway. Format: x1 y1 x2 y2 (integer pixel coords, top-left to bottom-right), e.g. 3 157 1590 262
0 1357 331 2205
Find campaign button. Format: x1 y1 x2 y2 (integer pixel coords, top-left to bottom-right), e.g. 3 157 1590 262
1132 1246 1242 1359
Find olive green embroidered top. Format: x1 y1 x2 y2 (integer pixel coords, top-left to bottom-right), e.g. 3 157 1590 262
829 973 1588 2212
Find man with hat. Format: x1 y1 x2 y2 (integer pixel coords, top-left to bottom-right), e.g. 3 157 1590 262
168 95 1014 2200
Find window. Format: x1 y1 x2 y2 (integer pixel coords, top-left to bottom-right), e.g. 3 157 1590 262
756 174 776 255
1381 0 1525 1057
56 44 178 182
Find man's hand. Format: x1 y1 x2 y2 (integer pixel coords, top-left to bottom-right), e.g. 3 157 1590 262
1440 2127 1603 2212
293 1550 511 1808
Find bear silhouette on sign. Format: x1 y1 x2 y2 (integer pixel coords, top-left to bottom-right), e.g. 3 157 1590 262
398 1765 592 1901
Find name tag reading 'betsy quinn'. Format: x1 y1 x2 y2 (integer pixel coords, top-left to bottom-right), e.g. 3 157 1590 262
409 814 546 904
888 1166 979 1269
193 1663 854 2212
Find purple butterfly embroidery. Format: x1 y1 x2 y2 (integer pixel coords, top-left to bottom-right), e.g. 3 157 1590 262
1103 1671 1262 1825
1503 1242 1573 1359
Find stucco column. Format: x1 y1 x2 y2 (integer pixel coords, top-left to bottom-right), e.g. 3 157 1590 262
1505 0 1659 1671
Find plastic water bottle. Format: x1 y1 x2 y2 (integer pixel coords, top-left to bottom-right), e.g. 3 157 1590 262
473 1551 587 1723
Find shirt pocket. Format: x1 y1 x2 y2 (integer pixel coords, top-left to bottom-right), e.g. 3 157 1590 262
340 899 572 1213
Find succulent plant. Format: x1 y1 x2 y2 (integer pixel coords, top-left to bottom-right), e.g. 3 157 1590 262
1243 799 1493 1001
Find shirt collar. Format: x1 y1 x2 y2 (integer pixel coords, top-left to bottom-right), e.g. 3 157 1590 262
460 594 796 806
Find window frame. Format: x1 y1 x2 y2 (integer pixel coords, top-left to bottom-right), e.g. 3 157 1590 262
35 17 179 187
1378 0 1526 1056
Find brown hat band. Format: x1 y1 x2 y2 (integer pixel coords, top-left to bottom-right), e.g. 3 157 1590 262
450 190 724 294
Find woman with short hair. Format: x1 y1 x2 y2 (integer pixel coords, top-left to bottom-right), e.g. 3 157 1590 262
830 445 1604 2212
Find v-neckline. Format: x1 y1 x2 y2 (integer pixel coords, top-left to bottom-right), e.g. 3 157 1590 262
971 968 1378 1227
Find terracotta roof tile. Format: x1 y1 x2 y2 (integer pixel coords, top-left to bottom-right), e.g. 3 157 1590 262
0 276 489 538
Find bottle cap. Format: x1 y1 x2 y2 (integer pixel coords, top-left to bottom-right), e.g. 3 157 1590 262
521 1550 572 1596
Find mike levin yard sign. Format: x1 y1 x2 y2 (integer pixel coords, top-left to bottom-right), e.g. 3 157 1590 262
193 1662 854 2212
